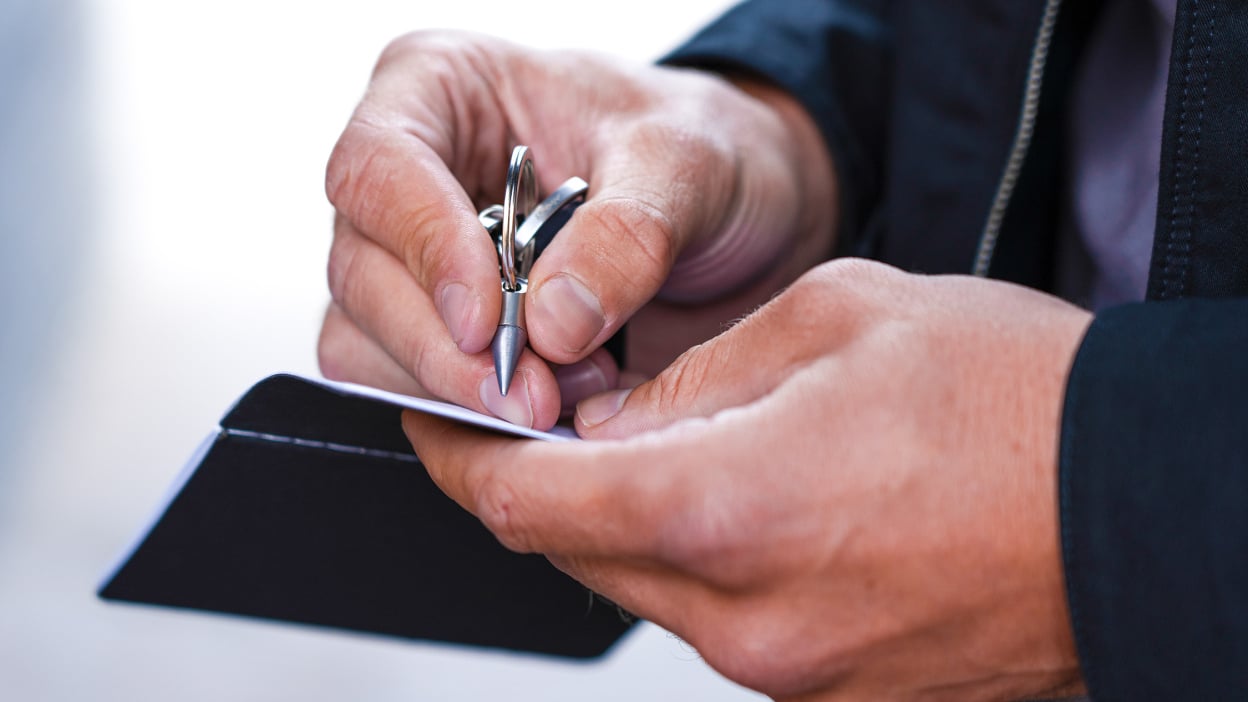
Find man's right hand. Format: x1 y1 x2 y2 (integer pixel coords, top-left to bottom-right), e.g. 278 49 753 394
318 30 836 429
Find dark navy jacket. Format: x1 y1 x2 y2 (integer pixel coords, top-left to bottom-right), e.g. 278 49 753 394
667 1 1248 699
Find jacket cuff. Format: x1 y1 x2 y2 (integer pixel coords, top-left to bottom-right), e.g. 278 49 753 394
1060 299 1248 699
659 0 891 252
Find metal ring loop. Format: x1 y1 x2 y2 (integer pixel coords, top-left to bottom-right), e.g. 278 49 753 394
513 176 588 280
500 146 537 291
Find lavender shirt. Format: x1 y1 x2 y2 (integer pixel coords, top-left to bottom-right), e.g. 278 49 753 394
1038 4 1176 700
1060 0 1177 311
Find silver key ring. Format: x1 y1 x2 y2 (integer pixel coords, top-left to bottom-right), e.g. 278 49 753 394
500 146 537 292
513 176 589 279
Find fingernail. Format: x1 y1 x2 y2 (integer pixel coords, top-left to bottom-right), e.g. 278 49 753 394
577 388 631 428
555 358 612 413
479 373 534 428
534 275 605 355
439 283 477 350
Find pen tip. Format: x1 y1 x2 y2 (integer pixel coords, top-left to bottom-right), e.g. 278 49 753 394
492 325 527 397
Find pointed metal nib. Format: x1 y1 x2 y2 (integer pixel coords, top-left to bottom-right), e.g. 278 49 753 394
492 324 527 396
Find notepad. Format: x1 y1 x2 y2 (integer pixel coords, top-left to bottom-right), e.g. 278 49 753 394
98 374 634 659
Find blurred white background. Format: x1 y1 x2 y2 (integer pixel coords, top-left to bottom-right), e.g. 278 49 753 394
0 1 764 699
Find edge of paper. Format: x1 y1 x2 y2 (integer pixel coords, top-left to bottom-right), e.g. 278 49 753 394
302 375 577 442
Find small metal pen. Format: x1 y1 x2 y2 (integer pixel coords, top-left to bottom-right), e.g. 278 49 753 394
479 146 589 396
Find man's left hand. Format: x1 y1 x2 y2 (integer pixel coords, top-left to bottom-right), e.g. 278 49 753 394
405 258 1092 701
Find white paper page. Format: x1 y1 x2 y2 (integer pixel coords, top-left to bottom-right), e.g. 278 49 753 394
305 375 578 442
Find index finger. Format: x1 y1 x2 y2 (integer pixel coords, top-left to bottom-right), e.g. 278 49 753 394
402 410 685 559
327 122 501 354
325 45 504 354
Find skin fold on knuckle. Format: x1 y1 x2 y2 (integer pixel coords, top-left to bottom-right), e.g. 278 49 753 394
644 343 716 420
325 228 372 317
370 31 516 189
764 258 901 344
625 119 732 234
474 471 536 554
326 121 460 265
316 305 352 381
325 118 393 221
803 257 903 299
400 198 465 292
392 317 444 397
575 197 675 293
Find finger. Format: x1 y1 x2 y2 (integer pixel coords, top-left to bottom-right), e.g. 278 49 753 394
317 302 428 397
575 259 906 439
525 123 738 364
406 397 789 587
404 409 702 560
572 283 819 439
330 216 560 429
552 347 619 417
328 125 501 354
325 38 511 354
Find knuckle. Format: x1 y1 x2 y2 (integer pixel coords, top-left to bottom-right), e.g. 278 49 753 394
475 473 534 553
622 119 734 205
625 120 729 176
701 607 851 698
324 137 353 211
652 473 744 580
406 202 459 289
325 120 386 217
375 31 428 71
767 257 902 337
576 198 675 291
648 345 713 415
394 319 436 391
316 307 351 382
326 227 366 308
316 347 344 383
698 613 803 696
803 257 895 295
374 30 474 75
327 129 465 294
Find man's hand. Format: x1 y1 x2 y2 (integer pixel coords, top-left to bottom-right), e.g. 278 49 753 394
318 31 835 428
404 259 1093 701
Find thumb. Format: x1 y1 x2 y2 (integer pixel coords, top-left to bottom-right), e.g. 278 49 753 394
573 290 816 440
525 128 737 365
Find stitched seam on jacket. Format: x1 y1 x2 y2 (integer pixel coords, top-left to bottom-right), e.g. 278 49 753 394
1163 3 1198 300
1183 4 1217 297
1162 2 1215 300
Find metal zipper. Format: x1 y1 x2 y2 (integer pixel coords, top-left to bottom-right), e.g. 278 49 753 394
973 0 1064 277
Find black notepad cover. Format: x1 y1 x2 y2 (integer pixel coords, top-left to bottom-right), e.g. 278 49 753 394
98 375 634 659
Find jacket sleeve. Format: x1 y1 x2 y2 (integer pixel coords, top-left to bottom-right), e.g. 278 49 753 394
661 0 893 253
1061 298 1248 699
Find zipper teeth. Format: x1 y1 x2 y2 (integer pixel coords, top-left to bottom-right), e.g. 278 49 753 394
973 0 1063 277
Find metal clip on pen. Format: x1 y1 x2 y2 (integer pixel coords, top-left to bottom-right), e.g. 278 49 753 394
478 146 589 396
